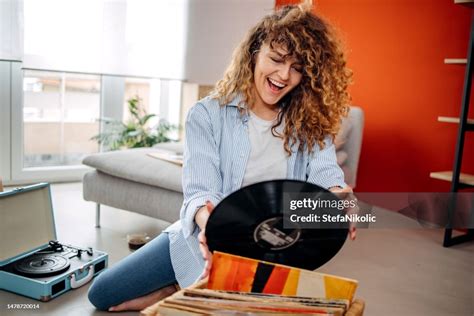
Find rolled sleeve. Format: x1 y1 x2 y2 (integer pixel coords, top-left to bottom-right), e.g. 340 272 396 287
307 136 348 190
180 103 224 238
180 194 222 238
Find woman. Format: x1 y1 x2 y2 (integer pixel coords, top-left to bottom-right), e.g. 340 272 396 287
88 3 354 312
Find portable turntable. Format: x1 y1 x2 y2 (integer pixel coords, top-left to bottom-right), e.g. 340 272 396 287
0 183 108 301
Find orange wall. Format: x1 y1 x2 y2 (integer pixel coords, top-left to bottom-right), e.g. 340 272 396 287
277 0 473 192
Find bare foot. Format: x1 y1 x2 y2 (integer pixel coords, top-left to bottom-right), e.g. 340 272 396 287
108 284 178 312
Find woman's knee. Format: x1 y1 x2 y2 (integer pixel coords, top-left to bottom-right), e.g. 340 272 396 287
87 273 113 311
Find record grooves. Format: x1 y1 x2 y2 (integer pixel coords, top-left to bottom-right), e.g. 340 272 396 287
14 254 71 277
206 180 348 270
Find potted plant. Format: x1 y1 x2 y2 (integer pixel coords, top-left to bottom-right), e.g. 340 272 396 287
92 96 177 150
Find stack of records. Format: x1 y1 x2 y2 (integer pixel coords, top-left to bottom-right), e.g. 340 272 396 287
142 252 361 316
155 288 349 315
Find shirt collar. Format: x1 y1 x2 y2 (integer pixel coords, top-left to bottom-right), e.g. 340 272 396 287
226 93 250 123
227 93 245 108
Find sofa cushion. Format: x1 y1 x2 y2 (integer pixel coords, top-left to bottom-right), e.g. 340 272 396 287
335 114 352 151
83 170 182 223
83 148 183 192
153 142 184 154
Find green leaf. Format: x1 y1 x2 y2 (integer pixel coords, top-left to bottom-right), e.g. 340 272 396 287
139 113 156 125
90 95 179 151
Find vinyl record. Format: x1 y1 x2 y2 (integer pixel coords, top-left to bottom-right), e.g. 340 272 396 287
206 180 348 270
14 254 71 277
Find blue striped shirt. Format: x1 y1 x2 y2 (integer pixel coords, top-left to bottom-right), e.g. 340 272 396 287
165 94 347 288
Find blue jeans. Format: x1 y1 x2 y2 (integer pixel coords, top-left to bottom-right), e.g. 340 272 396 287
88 233 177 311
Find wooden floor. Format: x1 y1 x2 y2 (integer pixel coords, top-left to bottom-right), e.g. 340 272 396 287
1 182 473 316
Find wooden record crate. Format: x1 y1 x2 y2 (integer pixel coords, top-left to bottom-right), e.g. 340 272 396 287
141 279 365 316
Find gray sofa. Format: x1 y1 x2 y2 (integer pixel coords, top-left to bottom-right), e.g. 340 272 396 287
83 107 364 227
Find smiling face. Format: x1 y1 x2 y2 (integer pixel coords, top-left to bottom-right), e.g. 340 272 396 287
252 43 303 111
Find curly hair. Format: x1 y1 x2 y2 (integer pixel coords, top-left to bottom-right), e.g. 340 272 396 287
212 3 352 154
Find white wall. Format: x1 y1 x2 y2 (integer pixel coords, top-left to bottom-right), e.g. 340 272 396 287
184 0 275 85
0 62 12 181
22 0 188 79
0 0 23 61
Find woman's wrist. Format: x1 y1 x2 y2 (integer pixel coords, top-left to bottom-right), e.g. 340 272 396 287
194 205 209 231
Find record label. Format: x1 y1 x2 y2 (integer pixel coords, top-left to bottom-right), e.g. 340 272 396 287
253 217 301 250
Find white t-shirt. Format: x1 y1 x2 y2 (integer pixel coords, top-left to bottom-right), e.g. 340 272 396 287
241 111 288 188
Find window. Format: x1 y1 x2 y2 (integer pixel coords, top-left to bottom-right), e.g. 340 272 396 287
22 70 101 168
122 77 181 140
123 77 160 123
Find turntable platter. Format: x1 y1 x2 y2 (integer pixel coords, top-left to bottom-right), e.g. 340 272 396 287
14 254 71 277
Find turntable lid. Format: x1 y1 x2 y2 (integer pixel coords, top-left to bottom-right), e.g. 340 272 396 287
0 183 56 264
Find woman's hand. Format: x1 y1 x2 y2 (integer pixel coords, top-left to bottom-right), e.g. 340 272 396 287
195 201 215 280
329 186 357 240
